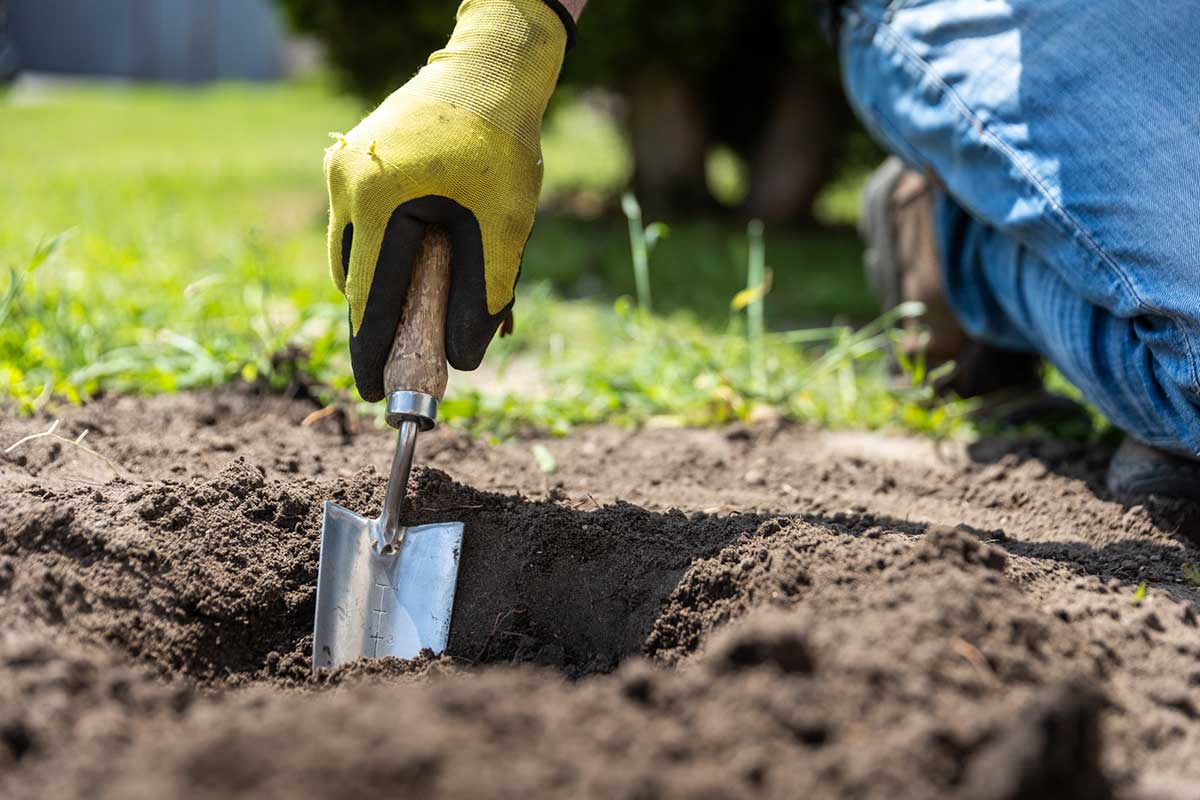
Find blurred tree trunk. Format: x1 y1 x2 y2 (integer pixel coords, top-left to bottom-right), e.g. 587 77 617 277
627 71 714 219
743 74 845 226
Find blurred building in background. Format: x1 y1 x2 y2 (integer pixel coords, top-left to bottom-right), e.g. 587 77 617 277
2 0 292 82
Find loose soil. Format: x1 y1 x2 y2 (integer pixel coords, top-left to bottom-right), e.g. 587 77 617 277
2 389 1199 799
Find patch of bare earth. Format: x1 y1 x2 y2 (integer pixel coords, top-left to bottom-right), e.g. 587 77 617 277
1 389 1198 799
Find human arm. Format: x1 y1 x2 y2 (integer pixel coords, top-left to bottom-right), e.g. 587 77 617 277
559 0 587 21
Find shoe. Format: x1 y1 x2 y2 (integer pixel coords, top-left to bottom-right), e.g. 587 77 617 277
859 156 1042 399
1106 437 1200 501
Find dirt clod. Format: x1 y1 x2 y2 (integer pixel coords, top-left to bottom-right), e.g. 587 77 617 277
961 682 1109 800
704 611 815 675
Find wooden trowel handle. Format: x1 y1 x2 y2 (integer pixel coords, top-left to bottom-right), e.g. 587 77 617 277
383 226 451 401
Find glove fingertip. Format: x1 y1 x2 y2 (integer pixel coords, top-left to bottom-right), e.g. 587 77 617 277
445 296 511 371
352 359 386 402
442 222 506 371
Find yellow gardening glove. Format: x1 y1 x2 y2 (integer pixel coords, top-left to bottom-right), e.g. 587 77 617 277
324 0 571 401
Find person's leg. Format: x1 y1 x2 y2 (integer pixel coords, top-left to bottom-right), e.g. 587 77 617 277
840 0 1200 459
938 192 1200 451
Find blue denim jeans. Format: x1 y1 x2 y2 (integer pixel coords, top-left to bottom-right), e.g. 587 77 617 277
838 0 1200 456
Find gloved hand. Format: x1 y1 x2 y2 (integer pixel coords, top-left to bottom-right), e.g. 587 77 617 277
324 0 572 401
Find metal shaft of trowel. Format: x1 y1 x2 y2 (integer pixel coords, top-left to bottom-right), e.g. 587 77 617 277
378 419 420 547
376 389 439 549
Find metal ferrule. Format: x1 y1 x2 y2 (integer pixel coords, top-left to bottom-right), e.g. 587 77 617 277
385 390 438 431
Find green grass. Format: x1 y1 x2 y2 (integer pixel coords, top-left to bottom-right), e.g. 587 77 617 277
1 80 355 404
1 79 982 438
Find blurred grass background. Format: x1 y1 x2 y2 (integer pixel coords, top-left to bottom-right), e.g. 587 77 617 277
0 77 977 436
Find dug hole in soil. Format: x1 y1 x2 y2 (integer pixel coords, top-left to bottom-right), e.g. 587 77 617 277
3 390 1200 799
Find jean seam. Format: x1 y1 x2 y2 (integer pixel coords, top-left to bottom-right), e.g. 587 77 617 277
872 18 1200 397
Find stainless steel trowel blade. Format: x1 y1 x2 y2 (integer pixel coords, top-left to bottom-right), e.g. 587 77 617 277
312 501 464 670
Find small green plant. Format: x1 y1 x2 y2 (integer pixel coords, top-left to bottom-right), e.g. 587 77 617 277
731 219 771 393
0 230 72 325
1182 563 1200 587
1130 582 1148 605
620 192 669 313
531 444 557 474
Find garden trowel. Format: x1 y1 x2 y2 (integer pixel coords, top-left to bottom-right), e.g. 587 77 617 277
312 227 463 671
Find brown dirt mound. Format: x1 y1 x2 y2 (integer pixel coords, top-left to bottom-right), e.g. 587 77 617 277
2 390 1199 798
0 459 768 683
1 458 328 681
